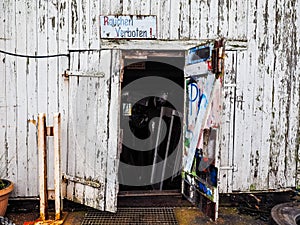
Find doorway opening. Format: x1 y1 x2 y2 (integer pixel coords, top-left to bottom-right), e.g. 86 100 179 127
119 51 185 194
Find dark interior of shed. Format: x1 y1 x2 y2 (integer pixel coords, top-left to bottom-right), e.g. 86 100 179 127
119 57 184 193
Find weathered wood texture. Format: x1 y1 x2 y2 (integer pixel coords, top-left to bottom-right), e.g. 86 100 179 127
0 0 299 202
65 49 120 212
227 0 300 192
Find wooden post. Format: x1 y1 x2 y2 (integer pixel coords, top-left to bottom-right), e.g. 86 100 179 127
54 113 61 220
53 113 61 220
38 113 48 220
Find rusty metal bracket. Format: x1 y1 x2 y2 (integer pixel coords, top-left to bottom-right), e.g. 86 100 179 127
63 69 105 78
212 39 225 79
62 174 102 189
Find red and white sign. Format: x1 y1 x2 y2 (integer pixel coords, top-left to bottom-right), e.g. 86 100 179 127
100 15 157 39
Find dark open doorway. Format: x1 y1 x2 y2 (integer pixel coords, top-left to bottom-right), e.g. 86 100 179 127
119 52 185 194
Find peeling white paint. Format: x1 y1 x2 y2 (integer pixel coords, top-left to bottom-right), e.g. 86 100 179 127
0 0 299 213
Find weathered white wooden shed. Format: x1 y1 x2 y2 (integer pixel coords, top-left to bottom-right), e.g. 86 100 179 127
0 0 299 218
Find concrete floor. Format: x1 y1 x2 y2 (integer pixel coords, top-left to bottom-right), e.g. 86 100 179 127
6 192 293 225
6 207 268 225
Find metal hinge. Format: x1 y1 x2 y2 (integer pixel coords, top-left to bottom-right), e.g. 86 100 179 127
63 70 105 78
212 39 225 78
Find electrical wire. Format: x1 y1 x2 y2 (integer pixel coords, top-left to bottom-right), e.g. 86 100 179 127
0 49 69 58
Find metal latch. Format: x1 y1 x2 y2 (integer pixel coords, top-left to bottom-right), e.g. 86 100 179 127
63 70 105 78
62 174 102 189
220 164 238 172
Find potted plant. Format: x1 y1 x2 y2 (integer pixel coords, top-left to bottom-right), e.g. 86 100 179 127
0 154 14 216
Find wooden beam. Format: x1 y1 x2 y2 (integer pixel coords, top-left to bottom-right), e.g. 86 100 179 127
38 113 48 220
54 113 62 220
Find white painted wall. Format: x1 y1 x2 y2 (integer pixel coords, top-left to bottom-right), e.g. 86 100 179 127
0 0 299 200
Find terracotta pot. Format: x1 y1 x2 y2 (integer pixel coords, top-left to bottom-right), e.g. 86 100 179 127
0 179 14 216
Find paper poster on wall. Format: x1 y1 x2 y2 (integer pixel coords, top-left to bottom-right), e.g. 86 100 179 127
182 41 224 221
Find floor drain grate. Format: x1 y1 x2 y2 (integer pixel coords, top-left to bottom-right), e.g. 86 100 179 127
81 207 178 225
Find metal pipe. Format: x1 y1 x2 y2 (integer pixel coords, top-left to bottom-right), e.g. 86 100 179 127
38 113 48 220
160 110 175 190
150 108 164 185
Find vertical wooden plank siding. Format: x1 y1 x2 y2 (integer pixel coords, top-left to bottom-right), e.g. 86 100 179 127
281 0 299 188
122 0 131 15
4 0 18 190
296 0 300 189
169 0 180 40
100 0 111 15
269 0 287 189
236 0 247 39
255 0 273 190
160 0 171 39
82 54 98 207
83 0 100 206
80 0 89 50
218 0 229 38
207 0 219 38
47 0 59 191
140 0 151 15
26 0 38 196
58 0 69 198
199 0 209 39
75 0 90 201
260 0 275 190
233 50 248 192
179 0 190 39
110 0 123 15
249 0 264 191
0 0 6 178
131 0 141 15
190 0 200 40
65 0 79 201
37 0 48 114
16 0 28 196
89 0 100 50
105 49 120 212
96 50 111 210
0 0 299 199
232 46 253 191
70 0 79 49
232 0 257 192
228 0 238 38
66 53 77 202
73 52 87 204
219 51 237 193
36 0 49 198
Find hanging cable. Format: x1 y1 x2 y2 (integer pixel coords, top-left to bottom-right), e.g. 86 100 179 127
0 49 69 58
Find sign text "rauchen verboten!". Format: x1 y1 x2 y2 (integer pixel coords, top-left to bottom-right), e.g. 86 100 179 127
100 15 157 39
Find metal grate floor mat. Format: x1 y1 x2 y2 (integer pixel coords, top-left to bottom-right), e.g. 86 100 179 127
81 207 179 225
